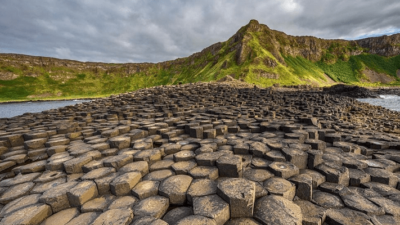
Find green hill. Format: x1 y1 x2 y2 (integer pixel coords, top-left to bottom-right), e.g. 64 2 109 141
1 19 400 101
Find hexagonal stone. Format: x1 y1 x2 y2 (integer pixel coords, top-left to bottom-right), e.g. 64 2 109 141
315 163 349 186
0 194 41 217
301 169 326 188
264 150 286 162
94 172 119 195
307 150 323 169
0 181 34 204
370 215 400 225
361 182 400 196
217 178 255 218
163 207 193 225
196 152 228 167
63 156 92 174
249 142 269 157
103 154 133 170
108 196 138 210
31 177 66 194
143 169 175 181
163 143 182 155
225 218 261 225
40 207 79 225
243 168 274 182
216 154 242 178
325 208 373 225
65 212 99 225
80 195 115 213
365 167 399 187
0 161 16 172
254 195 302 225
0 172 41 187
159 175 193 205
67 180 99 207
34 170 66 183
176 215 217 225
0 203 52 225
193 195 229 225
174 151 196 162
186 179 217 204
368 196 400 216
263 177 296 200
24 138 48 150
81 167 116 180
131 216 169 225
131 180 160 200
119 161 149 176
282 148 308 169
312 190 344 209
110 172 142 196
289 174 313 201
133 149 162 164
294 200 326 225
150 159 175 172
172 160 197 175
109 136 131 149
92 208 134 225
189 166 219 180
268 161 299 179
20 161 47 175
133 196 169 219
339 189 385 215
349 168 371 187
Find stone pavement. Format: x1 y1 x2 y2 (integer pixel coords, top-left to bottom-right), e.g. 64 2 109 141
0 82 399 224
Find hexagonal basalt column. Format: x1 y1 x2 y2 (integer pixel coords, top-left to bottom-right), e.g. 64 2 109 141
217 178 255 218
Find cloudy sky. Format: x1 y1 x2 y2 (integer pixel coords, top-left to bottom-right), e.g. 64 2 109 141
1 0 399 63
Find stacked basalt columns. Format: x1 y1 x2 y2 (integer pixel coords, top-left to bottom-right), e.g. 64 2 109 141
0 83 399 224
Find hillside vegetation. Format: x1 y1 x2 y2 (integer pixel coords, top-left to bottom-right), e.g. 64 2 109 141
1 19 400 101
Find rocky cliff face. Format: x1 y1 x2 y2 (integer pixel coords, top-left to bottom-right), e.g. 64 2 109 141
1 19 399 78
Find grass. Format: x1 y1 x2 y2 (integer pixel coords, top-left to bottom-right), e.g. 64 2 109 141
1 25 400 102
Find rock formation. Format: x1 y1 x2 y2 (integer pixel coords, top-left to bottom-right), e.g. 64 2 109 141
0 83 399 224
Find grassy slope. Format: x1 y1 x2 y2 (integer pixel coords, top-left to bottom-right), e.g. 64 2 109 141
1 27 400 101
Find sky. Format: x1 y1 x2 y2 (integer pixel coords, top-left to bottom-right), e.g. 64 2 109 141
1 0 400 63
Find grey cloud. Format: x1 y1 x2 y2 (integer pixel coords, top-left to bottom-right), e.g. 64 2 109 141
0 0 399 63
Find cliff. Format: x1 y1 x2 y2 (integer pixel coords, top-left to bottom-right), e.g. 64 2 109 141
1 19 400 101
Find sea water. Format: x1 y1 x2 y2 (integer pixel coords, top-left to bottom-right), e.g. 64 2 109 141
357 95 400 112
0 100 90 118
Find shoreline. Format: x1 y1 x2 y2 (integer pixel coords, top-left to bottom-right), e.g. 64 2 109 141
0 96 102 104
1 84 400 104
